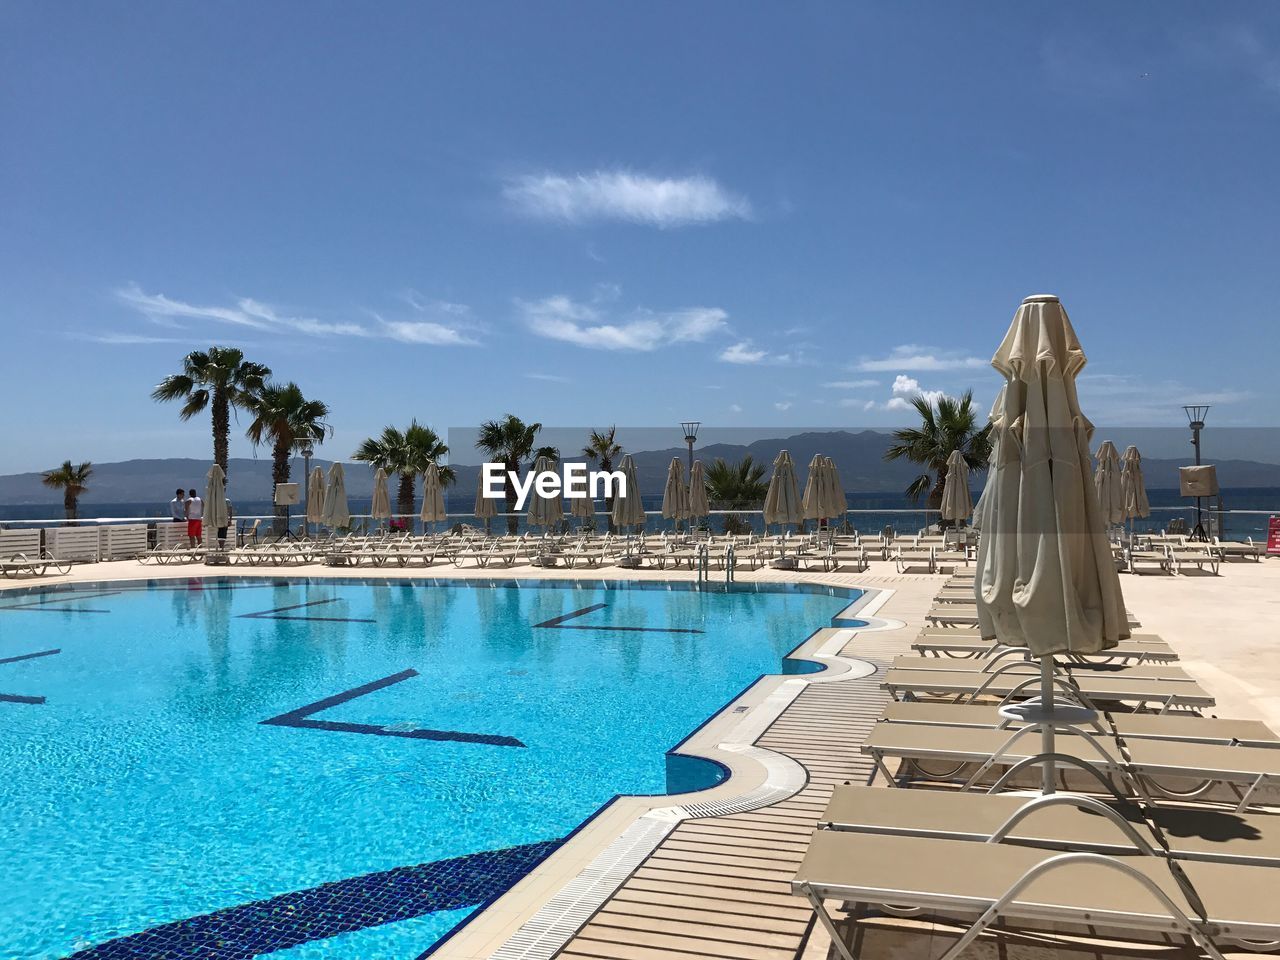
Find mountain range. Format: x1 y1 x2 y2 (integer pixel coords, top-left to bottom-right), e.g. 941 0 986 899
2 430 1279 507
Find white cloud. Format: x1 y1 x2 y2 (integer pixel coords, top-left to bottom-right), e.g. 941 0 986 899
376 318 478 346
719 341 768 364
525 372 570 384
859 374 951 412
717 339 801 365
519 294 727 351
774 401 793 412
855 344 986 372
504 170 752 227
728 403 743 414
113 284 479 347
823 379 879 389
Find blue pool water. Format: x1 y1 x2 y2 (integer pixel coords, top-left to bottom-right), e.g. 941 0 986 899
0 577 860 959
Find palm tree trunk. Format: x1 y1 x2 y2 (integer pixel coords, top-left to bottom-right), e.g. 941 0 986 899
929 470 947 530
64 490 76 522
602 457 616 534
272 436 291 534
505 457 519 535
212 388 230 474
397 473 415 529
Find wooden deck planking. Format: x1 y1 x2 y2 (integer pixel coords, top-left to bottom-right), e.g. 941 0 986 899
552 623 913 960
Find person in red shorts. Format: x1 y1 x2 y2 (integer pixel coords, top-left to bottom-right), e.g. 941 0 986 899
185 487 204 546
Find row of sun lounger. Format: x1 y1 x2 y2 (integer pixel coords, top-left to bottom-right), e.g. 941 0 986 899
789 576 1280 959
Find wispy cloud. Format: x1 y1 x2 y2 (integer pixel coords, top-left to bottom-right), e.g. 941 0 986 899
1177 23 1280 98
525 372 570 384
719 341 767 364
518 293 727 351
1078 372 1253 424
113 283 480 347
823 379 879 389
69 331 207 345
504 170 752 227
855 344 986 372
717 340 802 365
774 401 793 412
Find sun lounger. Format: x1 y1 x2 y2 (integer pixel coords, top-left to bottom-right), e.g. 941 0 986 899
864 722 1280 810
889 654 1188 681
1168 542 1221 575
881 667 1214 712
878 701 1280 747
891 540 935 573
819 783 1280 867
1213 536 1264 562
794 829 1277 960
927 604 1141 628
911 634 1176 663
1 550 72 578
1127 545 1174 574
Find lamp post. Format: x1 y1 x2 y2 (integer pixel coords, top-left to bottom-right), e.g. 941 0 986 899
300 436 315 539
681 421 700 477
1183 405 1209 540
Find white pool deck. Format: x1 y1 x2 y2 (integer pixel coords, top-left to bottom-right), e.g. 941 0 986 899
3 556 1277 960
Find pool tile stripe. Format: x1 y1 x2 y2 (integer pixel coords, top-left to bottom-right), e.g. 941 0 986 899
533 603 608 627
262 669 526 748
65 839 564 960
0 647 60 666
533 602 703 634
238 598 376 623
0 693 45 704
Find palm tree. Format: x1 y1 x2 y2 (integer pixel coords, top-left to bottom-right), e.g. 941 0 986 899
42 460 93 521
705 455 769 535
151 347 271 474
353 421 454 519
244 382 332 529
475 414 546 534
882 389 992 524
582 426 623 532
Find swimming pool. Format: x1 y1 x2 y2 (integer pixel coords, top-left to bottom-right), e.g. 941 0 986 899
0 577 862 959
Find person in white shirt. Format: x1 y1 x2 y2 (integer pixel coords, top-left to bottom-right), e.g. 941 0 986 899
185 488 204 546
169 489 186 524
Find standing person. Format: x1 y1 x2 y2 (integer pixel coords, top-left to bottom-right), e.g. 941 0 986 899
218 481 233 548
169 488 186 524
186 487 204 547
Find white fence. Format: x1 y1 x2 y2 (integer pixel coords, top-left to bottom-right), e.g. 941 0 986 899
0 529 41 558
155 523 190 549
101 524 148 560
43 527 101 562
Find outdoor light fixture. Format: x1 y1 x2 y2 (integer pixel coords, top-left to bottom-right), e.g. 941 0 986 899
300 436 315 538
1183 405 1210 540
681 421 700 475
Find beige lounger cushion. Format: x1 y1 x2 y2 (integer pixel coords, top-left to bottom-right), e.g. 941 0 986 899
864 723 1280 787
882 668 1213 708
878 701 1280 747
820 784 1280 866
794 828 1280 939
889 655 1188 681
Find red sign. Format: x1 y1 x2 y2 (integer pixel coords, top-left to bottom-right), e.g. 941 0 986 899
1269 516 1280 555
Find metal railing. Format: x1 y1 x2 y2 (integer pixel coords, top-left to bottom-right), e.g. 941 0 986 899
3 506 1275 545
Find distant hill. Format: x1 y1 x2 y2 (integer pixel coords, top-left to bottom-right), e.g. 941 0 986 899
0 457 379 507
4 430 1278 507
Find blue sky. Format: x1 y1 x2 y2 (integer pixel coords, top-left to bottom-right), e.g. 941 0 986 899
2 2 1278 472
